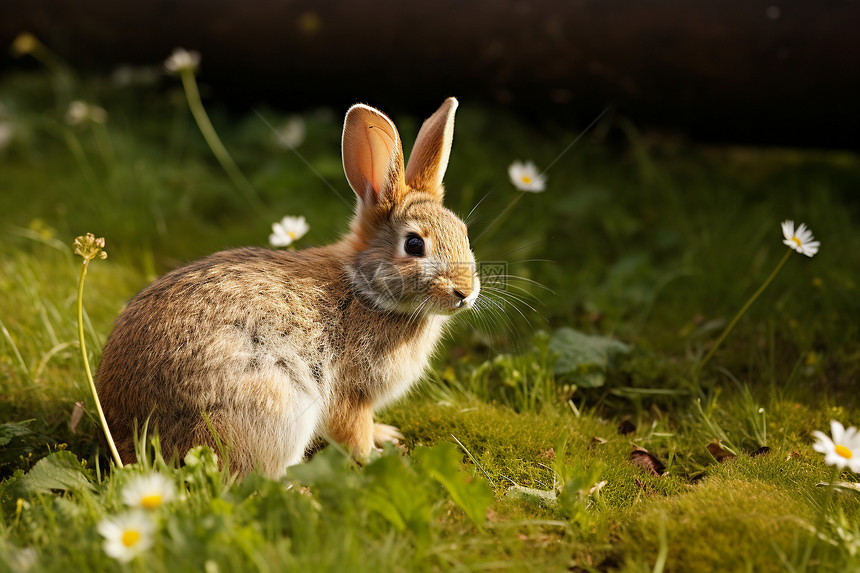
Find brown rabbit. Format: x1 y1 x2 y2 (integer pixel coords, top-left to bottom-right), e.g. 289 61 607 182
96 98 479 477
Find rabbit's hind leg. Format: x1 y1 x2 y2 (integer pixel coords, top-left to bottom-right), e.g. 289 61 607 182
196 382 322 478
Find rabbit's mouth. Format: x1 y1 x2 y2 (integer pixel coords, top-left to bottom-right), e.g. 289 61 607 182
423 274 480 315
452 278 480 311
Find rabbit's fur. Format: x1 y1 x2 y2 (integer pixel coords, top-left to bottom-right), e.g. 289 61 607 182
96 98 479 477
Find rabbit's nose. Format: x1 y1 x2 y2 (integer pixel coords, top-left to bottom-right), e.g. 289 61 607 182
453 286 478 309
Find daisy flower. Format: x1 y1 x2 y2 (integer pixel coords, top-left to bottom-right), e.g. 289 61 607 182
164 48 201 75
66 100 108 126
508 160 546 192
781 220 820 257
97 511 155 563
275 116 306 149
269 215 310 247
121 473 177 510
812 420 860 472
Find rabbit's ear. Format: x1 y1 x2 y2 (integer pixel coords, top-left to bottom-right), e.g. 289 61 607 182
405 97 458 201
342 104 405 206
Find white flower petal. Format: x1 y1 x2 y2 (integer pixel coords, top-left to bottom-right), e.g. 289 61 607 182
121 473 176 509
781 220 819 258
801 241 820 257
812 431 835 454
508 160 547 192
276 117 306 149
831 420 846 444
813 421 860 470
825 451 849 469
269 215 309 248
98 511 156 563
164 48 201 75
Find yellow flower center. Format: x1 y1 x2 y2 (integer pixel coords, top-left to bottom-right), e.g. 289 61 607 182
288 231 296 239
835 444 853 459
122 529 141 547
141 494 162 509
521 176 532 184
792 236 802 247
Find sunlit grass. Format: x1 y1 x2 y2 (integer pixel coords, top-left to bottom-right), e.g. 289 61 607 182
1 65 860 571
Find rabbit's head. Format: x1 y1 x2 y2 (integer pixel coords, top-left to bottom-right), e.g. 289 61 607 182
342 98 479 315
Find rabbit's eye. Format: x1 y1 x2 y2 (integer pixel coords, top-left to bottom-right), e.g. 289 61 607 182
404 234 425 257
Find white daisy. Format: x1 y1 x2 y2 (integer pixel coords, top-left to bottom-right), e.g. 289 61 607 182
66 100 108 126
275 116 306 149
121 473 177 510
97 511 155 563
164 48 201 75
508 160 546 192
269 215 310 247
781 220 820 257
812 420 860 472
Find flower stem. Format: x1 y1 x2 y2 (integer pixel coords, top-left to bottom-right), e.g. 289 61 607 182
77 259 123 468
178 69 263 209
698 248 793 371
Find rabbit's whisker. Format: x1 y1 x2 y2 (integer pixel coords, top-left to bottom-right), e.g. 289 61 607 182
479 289 539 326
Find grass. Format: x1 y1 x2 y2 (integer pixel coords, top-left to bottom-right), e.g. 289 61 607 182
1 62 860 572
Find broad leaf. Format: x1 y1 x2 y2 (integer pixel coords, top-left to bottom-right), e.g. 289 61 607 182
16 451 94 494
413 442 493 527
549 327 631 388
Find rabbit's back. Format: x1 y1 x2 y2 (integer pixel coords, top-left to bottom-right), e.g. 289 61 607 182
96 246 343 472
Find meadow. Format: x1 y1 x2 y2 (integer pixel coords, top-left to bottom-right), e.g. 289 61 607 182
1 51 860 572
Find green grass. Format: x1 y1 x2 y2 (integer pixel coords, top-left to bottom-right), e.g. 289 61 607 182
2 64 860 572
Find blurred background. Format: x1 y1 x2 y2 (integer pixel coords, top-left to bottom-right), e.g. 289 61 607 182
2 0 859 148
0 0 857 366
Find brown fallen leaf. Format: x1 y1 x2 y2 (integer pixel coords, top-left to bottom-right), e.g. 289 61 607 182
70 401 86 434
618 420 636 435
588 480 608 495
630 447 666 476
591 436 608 445
706 439 737 463
750 446 771 457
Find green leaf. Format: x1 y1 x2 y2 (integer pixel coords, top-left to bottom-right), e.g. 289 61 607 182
548 327 631 388
287 445 353 487
0 421 34 447
16 451 94 494
413 442 493 527
364 452 432 536
557 463 603 522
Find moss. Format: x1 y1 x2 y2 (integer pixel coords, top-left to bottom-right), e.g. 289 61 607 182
616 478 814 572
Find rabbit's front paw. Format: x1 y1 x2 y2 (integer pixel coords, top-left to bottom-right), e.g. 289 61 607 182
373 423 404 447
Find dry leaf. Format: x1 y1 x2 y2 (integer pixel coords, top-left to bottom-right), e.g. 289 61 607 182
706 439 737 463
70 402 86 434
750 446 770 457
588 480 608 495
630 447 666 476
816 481 860 493
618 420 636 435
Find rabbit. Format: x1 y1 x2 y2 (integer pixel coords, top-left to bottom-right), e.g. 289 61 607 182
96 97 480 477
